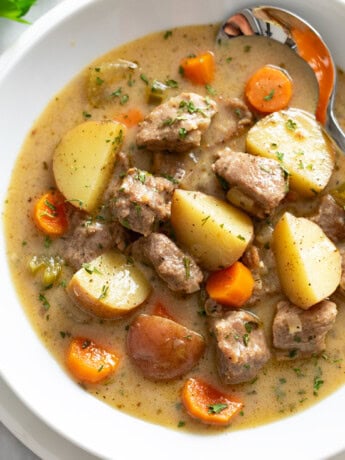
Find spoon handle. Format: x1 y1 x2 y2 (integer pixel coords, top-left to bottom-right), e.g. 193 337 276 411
326 110 345 153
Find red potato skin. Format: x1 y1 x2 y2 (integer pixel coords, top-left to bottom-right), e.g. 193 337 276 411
126 314 206 380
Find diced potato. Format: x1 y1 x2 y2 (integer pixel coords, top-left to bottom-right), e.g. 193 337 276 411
53 121 125 213
88 59 137 107
246 108 335 197
67 250 151 319
272 212 341 309
170 189 253 271
127 314 205 380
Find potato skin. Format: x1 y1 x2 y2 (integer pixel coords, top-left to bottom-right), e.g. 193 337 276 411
273 212 341 309
171 189 253 271
127 314 205 380
53 120 125 213
67 250 151 319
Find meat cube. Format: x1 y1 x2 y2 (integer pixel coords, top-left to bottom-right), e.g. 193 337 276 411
131 233 203 294
110 168 175 236
213 149 287 218
203 97 253 146
63 216 127 270
136 92 217 152
209 310 271 384
273 300 337 360
241 244 281 305
311 194 345 242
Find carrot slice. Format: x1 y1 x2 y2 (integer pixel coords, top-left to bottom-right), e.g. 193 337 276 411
33 190 68 236
66 337 120 384
182 377 243 426
152 302 174 320
245 65 293 113
180 51 215 85
113 108 144 128
206 261 254 307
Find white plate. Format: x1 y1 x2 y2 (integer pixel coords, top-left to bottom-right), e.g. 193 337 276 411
1 0 345 459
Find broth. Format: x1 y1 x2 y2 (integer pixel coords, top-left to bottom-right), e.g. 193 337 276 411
4 24 345 432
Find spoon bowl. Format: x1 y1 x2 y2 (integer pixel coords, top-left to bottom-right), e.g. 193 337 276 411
218 5 345 151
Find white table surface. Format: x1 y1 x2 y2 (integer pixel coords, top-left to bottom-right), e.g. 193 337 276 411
1 2 345 459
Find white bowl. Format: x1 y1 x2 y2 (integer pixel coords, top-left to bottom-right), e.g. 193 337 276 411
1 0 345 458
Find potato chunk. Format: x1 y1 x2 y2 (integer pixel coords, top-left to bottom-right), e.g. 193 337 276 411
273 212 341 309
171 189 253 271
67 250 151 319
127 314 205 380
246 109 334 197
53 121 125 213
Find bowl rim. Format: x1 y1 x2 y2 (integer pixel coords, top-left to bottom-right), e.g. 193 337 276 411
1 0 345 459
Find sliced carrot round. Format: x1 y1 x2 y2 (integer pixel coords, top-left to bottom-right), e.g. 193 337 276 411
180 51 215 85
113 108 144 128
33 189 68 236
182 377 243 426
66 337 120 384
245 65 293 113
206 261 254 307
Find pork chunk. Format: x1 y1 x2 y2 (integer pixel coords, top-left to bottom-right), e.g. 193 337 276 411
136 92 217 152
209 310 271 384
131 233 203 294
241 244 281 305
213 149 287 218
273 300 337 360
311 194 345 242
204 97 253 146
63 216 127 270
110 168 175 236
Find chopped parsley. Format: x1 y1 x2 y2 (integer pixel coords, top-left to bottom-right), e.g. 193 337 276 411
82 111 92 118
95 76 104 86
207 403 228 414
82 263 102 275
264 89 275 101
99 284 109 300
163 30 173 39
178 127 188 139
177 420 186 428
286 119 297 131
205 84 216 96
165 79 179 88
39 293 50 310
140 73 149 85
243 333 250 347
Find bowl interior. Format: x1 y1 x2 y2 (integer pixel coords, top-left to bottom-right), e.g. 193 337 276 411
1 0 345 458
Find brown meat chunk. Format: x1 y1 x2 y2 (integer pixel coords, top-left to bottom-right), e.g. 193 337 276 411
204 97 253 146
136 92 217 152
131 233 203 294
241 244 281 305
63 215 127 270
213 149 287 218
127 314 205 380
311 194 345 242
273 300 337 360
110 168 175 236
209 310 271 384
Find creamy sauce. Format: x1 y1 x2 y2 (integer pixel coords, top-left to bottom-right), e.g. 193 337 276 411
4 24 345 432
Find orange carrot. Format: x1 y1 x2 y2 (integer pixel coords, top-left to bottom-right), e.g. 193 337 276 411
180 51 215 85
113 108 144 128
206 261 254 307
152 302 174 320
66 337 120 384
33 189 68 237
182 377 243 426
245 65 293 113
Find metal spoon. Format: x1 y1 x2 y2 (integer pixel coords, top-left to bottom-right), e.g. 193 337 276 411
217 5 345 152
